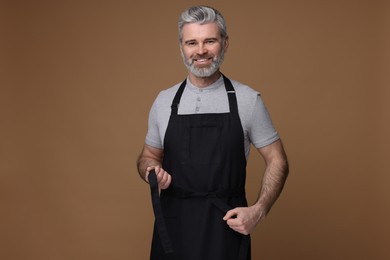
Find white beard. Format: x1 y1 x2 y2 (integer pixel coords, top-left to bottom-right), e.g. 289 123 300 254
181 49 225 78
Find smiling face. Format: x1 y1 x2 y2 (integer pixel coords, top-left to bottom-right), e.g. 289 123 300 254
180 22 229 80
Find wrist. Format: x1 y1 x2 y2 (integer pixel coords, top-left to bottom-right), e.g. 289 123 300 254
251 203 267 220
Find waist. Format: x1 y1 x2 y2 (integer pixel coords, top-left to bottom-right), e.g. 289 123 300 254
163 185 246 199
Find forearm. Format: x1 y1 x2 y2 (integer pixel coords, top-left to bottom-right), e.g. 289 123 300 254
136 145 164 182
253 156 289 218
137 156 161 181
223 155 288 235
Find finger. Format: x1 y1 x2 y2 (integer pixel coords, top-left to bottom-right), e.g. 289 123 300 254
157 168 169 184
159 172 169 186
156 168 166 183
145 166 154 183
154 166 161 176
227 218 241 227
231 227 249 236
227 219 251 235
145 166 156 182
145 171 150 183
223 209 238 221
228 225 244 234
160 174 172 190
160 172 171 187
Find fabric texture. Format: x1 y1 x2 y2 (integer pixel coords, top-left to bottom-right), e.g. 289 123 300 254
145 75 279 159
150 76 250 260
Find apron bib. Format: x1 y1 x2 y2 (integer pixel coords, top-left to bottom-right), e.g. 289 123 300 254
150 75 250 260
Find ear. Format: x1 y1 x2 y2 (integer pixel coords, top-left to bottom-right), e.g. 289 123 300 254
223 36 229 53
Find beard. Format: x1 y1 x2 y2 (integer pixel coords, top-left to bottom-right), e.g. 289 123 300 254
181 48 225 78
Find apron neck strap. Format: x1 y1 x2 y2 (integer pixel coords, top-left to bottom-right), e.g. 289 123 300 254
222 74 239 117
171 79 187 115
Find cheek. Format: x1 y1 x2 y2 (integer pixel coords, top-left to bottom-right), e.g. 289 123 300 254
211 46 222 55
182 49 193 59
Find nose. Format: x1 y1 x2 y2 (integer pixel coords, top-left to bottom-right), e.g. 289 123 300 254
196 43 207 55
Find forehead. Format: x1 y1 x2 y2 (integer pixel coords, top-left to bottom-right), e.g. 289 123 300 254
181 22 220 41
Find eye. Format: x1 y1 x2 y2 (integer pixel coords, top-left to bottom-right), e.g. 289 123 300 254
205 39 217 44
185 41 197 46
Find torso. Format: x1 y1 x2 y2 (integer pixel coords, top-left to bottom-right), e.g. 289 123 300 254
145 76 279 158
150 75 250 260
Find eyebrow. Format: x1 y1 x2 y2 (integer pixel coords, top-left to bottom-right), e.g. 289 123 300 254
184 37 219 44
184 39 196 44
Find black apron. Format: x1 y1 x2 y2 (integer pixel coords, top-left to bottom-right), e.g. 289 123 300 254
150 75 250 260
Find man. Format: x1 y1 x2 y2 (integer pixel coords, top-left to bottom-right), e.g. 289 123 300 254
137 5 289 260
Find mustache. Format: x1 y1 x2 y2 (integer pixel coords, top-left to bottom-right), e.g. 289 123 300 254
191 55 213 60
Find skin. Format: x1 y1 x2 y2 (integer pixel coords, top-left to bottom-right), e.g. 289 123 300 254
223 140 288 235
137 22 289 235
180 22 228 88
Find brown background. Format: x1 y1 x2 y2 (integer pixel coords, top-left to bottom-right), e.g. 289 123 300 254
1 0 389 259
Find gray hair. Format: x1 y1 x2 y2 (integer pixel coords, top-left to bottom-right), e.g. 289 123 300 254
178 6 228 42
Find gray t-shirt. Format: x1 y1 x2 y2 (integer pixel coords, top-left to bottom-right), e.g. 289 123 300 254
145 76 279 159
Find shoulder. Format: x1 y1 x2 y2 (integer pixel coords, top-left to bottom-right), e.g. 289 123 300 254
156 82 181 100
230 78 259 95
229 78 260 105
153 81 183 108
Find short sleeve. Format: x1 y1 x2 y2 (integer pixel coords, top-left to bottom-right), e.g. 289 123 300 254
145 98 163 149
248 95 280 148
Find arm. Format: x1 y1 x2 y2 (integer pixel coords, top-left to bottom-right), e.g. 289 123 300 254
223 139 289 235
253 139 289 215
137 144 172 189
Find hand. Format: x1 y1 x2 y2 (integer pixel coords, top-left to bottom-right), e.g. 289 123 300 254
223 205 264 235
145 166 172 190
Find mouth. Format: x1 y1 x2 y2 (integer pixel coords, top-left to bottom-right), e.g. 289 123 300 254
192 57 213 65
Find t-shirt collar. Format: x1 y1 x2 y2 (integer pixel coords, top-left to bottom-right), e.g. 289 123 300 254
186 75 224 93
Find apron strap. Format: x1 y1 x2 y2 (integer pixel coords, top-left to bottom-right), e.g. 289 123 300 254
165 186 250 260
207 197 250 260
222 74 240 117
160 73 247 258
171 79 187 115
170 74 240 116
148 170 174 254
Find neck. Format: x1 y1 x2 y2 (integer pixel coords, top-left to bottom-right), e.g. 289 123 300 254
188 71 221 88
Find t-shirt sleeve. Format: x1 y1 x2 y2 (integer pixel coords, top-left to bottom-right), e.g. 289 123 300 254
145 97 163 149
248 94 280 148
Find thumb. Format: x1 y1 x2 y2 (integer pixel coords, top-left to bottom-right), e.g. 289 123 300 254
223 208 238 221
145 166 155 183
144 171 150 183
